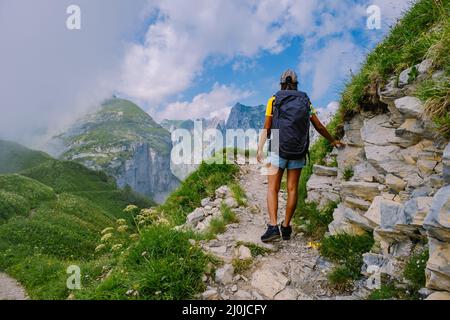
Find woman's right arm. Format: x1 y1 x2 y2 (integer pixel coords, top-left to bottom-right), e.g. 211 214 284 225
257 116 272 163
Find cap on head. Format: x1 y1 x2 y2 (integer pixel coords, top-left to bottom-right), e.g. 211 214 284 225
280 69 298 84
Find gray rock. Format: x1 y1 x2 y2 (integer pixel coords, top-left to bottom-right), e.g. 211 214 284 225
353 161 381 183
236 245 252 260
361 114 412 147
187 208 206 225
394 96 424 118
364 196 406 229
344 196 372 211
201 198 211 207
233 290 253 300
251 268 289 299
313 165 338 177
398 66 413 87
404 197 434 227
411 186 434 197
443 143 450 184
424 185 450 242
385 174 407 193
343 205 377 231
426 237 450 292
202 289 219 300
425 291 450 300
273 288 298 300
223 197 239 208
215 186 231 199
215 264 234 285
395 118 424 144
340 181 381 202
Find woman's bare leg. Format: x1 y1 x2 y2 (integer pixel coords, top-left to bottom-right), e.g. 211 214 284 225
267 166 284 226
284 168 302 227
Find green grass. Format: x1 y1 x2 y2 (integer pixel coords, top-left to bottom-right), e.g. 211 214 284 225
343 167 354 181
236 242 272 257
320 233 375 290
230 183 247 207
75 225 210 300
159 162 238 225
0 144 153 299
369 249 429 300
232 258 253 274
204 203 239 240
0 140 51 174
294 202 338 240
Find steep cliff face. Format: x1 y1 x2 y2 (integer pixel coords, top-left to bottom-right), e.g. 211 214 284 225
226 103 265 131
55 98 179 203
306 60 450 296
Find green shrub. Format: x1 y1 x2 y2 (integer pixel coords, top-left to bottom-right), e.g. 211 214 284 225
159 162 238 225
321 233 374 289
0 174 56 207
230 183 247 207
0 190 30 223
403 249 429 292
77 225 209 300
295 202 337 240
232 258 253 274
343 167 354 181
236 242 272 257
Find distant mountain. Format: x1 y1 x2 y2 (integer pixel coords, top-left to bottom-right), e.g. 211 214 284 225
53 98 179 203
226 103 265 131
0 140 51 174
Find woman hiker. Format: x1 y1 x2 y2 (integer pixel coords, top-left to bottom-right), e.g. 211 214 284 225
257 69 345 243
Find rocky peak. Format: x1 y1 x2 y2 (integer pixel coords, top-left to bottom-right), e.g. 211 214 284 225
54 98 180 203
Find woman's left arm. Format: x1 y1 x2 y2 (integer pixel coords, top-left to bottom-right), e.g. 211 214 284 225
310 114 345 148
257 116 272 163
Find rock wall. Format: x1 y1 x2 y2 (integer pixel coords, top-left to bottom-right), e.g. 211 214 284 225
116 143 180 204
306 60 450 296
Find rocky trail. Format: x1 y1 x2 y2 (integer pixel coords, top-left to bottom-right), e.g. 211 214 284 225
196 161 368 300
0 272 28 300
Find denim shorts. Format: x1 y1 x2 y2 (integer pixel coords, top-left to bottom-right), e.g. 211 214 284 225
268 152 306 170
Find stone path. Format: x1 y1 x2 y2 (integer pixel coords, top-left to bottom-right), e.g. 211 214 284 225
199 161 369 300
0 272 28 300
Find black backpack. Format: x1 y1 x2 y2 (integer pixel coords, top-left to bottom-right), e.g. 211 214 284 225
270 90 311 160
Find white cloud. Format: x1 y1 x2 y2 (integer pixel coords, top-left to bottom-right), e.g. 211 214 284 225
157 84 252 121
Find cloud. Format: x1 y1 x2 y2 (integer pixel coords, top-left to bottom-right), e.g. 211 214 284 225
0 0 147 146
157 84 252 121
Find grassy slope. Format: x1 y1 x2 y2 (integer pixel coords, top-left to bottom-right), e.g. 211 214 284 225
0 140 51 174
76 161 239 300
0 143 153 299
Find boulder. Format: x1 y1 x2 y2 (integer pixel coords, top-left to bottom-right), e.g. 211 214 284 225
202 289 219 300
353 161 381 183
336 146 365 176
404 197 434 227
328 204 368 236
233 290 253 300
394 96 424 119
343 205 377 231
425 291 450 300
343 114 365 147
395 118 424 144
364 196 406 229
251 268 289 299
426 237 450 292
443 143 450 184
215 264 234 285
340 181 381 202
417 159 437 176
344 196 372 211
423 186 450 242
361 114 413 147
215 185 231 199
201 198 211 207
224 197 239 208
385 174 407 193
273 288 298 300
313 165 338 177
187 208 206 225
235 245 252 260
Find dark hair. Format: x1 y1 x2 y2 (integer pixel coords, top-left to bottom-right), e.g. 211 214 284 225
281 81 298 91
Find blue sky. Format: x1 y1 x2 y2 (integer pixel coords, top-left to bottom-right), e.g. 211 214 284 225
0 0 414 145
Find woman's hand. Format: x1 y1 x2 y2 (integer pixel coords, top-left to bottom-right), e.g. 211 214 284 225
257 149 265 163
332 140 346 149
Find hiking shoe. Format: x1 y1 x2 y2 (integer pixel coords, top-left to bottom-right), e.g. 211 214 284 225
261 224 280 243
280 221 292 240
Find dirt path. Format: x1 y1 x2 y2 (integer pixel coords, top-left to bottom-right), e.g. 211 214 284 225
0 272 28 300
200 161 369 300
